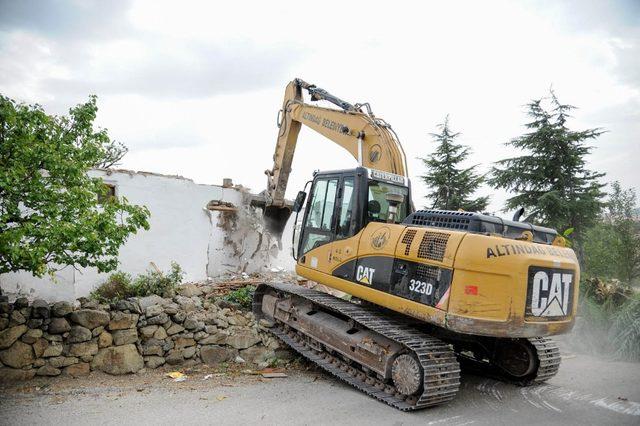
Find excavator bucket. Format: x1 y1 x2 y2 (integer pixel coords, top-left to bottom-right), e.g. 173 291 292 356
249 195 292 239
263 205 292 237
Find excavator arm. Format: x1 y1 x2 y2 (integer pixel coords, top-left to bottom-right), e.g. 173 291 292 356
266 78 408 208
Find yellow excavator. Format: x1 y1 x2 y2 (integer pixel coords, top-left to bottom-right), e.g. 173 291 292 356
252 79 579 411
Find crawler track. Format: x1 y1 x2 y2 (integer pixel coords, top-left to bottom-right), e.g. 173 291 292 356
456 337 561 385
253 282 461 411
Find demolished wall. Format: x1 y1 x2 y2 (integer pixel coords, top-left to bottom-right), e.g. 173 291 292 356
0 169 293 302
208 204 284 276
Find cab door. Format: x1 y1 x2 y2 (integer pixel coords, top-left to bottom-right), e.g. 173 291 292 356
328 175 361 278
298 176 340 272
298 172 364 277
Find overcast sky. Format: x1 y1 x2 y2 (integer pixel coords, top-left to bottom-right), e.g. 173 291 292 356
1 0 638 213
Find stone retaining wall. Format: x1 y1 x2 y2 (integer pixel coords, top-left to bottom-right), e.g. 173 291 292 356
0 285 284 382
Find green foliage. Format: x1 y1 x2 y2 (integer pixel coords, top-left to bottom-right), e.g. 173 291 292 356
582 224 619 278
605 182 640 283
581 276 632 309
90 262 184 302
265 356 289 368
98 139 128 169
419 116 489 211
610 295 640 361
130 262 184 298
223 285 256 309
489 91 605 245
0 95 150 277
559 228 575 248
90 271 134 303
571 182 640 361
577 288 640 361
572 276 640 361
583 182 639 283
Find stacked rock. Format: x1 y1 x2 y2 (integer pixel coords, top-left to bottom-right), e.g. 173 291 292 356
0 284 290 382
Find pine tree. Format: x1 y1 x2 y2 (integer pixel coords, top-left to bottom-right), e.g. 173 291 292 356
420 116 489 212
489 91 606 243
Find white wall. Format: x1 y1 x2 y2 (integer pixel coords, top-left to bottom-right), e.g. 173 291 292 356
0 169 290 301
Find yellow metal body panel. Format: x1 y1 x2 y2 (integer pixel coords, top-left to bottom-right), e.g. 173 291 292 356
328 230 361 269
446 233 579 337
297 264 447 327
296 221 580 338
356 223 406 258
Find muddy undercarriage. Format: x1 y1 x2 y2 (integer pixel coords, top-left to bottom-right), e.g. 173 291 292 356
253 282 561 411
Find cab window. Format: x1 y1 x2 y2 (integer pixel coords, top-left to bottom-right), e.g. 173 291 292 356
336 177 355 239
367 180 409 224
301 178 338 254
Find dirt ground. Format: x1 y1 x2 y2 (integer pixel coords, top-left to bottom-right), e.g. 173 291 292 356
1 337 639 426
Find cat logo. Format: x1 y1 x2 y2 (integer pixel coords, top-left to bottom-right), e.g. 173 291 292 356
527 268 573 317
370 227 390 250
356 265 375 285
369 144 382 163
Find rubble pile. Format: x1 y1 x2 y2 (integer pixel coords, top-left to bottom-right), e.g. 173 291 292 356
0 282 290 382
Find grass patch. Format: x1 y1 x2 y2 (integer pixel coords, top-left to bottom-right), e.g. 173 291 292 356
222 285 256 310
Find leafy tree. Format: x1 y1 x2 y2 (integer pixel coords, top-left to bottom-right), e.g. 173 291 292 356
0 95 150 277
98 139 128 168
583 182 639 283
581 223 617 278
489 91 606 246
420 116 489 211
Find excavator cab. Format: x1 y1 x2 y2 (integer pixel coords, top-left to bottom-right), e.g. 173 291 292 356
293 167 412 260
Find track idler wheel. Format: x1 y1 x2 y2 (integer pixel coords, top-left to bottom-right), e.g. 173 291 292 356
494 339 537 378
391 354 422 396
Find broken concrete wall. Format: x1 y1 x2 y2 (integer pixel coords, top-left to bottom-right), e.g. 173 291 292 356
0 169 292 301
207 204 290 276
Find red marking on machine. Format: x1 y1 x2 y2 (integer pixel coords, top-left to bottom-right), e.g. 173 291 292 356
464 285 478 296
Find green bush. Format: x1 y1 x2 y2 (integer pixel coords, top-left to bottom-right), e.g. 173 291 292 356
130 262 184 298
223 285 256 310
90 271 134 303
90 262 184 302
573 277 640 360
610 294 640 361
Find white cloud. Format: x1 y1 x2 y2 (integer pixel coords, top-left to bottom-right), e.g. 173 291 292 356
0 0 638 214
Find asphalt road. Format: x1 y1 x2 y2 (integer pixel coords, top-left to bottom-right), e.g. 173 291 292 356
1 347 639 425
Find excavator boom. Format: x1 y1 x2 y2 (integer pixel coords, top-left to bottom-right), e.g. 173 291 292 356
259 79 408 234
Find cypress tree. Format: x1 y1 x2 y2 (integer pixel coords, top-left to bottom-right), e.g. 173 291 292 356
420 116 489 212
489 91 606 243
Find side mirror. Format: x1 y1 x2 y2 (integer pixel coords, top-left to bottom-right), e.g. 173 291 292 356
292 191 307 213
